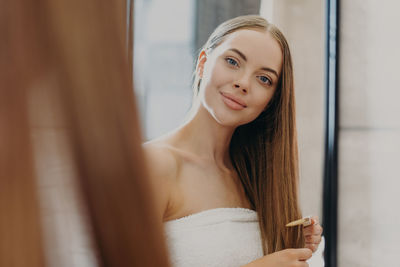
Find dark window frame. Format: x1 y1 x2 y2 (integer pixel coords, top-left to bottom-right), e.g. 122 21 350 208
323 0 340 266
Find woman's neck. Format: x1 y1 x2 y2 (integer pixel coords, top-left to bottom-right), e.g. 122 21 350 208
170 105 236 170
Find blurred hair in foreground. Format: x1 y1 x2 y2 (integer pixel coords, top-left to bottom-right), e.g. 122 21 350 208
0 0 170 266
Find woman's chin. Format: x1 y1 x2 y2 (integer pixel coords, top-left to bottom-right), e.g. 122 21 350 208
211 113 246 128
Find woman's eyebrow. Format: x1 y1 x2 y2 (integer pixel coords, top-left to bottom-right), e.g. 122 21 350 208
228 48 279 78
260 67 278 79
229 48 247 61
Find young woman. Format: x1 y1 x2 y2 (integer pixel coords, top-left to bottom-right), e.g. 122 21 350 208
144 15 323 267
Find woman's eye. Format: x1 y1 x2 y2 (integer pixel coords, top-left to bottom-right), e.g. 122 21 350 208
257 75 272 85
225 58 239 67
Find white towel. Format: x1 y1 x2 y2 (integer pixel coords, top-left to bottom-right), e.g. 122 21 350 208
164 208 325 267
164 208 263 267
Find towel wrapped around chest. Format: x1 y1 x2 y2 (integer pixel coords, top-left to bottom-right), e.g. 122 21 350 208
164 208 325 267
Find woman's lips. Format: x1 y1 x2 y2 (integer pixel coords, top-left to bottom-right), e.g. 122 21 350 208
220 92 247 110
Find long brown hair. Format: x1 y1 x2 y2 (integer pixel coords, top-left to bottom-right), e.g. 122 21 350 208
1 0 170 266
192 15 304 254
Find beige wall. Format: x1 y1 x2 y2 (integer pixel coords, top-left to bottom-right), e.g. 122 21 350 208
339 0 400 266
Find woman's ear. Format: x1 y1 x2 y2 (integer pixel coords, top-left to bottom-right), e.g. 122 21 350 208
197 50 207 78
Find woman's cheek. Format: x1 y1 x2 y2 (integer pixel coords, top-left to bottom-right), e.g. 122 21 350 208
257 90 274 108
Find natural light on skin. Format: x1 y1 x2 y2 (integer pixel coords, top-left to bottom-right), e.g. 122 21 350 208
197 29 283 128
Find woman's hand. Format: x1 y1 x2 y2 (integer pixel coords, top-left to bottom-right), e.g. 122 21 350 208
304 216 323 253
243 248 312 267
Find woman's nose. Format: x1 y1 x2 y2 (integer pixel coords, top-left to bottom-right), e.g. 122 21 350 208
234 83 247 93
234 72 251 93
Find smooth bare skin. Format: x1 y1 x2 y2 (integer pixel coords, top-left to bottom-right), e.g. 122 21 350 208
144 29 321 266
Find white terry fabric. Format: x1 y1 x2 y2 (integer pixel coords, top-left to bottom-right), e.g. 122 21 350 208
164 207 325 267
308 236 325 267
164 208 263 267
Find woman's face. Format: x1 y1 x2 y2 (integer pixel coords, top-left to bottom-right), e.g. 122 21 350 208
198 29 283 127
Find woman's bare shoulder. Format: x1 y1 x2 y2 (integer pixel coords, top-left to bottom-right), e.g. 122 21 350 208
142 140 182 220
142 140 180 179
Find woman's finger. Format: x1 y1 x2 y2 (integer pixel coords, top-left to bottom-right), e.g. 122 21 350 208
311 216 319 225
305 234 322 244
304 223 323 236
305 243 318 253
